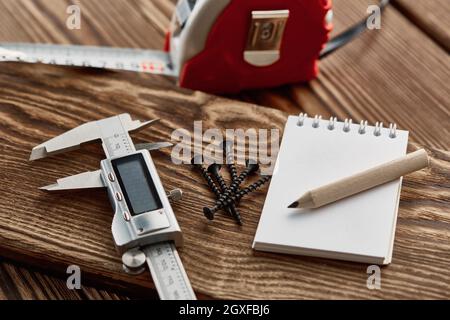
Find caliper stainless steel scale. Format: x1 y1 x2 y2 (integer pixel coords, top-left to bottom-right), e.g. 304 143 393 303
30 114 196 300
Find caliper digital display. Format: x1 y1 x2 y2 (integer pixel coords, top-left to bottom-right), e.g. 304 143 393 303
112 153 163 216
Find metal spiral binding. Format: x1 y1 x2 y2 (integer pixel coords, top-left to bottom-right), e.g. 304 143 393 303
297 113 307 126
312 115 322 128
359 120 368 134
328 117 337 130
297 114 398 139
374 122 383 136
343 118 353 132
389 123 397 138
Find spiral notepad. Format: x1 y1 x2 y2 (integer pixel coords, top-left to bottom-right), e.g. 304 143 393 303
253 114 409 264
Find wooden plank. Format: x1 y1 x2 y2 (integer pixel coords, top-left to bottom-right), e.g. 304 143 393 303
289 1 450 150
0 61 449 298
3 0 447 147
240 1 450 151
394 0 450 52
0 260 126 300
0 0 448 299
0 0 173 299
0 0 172 47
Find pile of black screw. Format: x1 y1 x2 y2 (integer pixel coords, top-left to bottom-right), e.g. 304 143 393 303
191 140 271 225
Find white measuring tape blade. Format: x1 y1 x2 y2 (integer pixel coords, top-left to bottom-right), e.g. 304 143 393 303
0 43 177 76
144 242 196 300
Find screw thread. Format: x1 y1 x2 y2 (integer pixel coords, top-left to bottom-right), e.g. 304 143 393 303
205 176 272 214
228 163 239 182
229 170 250 193
210 168 242 224
192 163 239 220
199 167 221 197
216 174 229 193
224 147 238 182
238 175 271 197
225 147 240 199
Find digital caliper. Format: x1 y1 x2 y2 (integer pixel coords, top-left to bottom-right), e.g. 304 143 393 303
30 113 196 300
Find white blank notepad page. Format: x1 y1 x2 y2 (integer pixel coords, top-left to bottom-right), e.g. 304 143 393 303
253 116 408 264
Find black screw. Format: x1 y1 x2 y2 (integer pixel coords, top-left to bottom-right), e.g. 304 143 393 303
203 175 271 217
207 164 227 191
207 163 242 225
191 156 239 221
229 159 260 193
221 140 239 186
191 156 221 197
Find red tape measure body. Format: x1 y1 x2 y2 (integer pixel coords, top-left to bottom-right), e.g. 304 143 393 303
175 0 332 94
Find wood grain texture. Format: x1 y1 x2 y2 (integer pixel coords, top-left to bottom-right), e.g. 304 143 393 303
394 0 450 52
237 1 450 150
0 62 449 299
0 0 173 299
0 259 127 300
0 0 449 299
287 1 450 151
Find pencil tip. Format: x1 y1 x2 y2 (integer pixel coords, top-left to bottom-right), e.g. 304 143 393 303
288 201 299 209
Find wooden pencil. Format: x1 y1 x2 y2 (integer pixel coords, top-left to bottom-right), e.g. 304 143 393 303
288 149 429 209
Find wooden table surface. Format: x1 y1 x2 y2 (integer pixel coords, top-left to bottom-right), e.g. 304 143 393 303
0 0 449 300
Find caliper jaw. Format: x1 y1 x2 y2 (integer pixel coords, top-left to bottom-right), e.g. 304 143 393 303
31 113 172 192
40 170 105 191
31 113 182 252
29 114 159 161
38 142 173 192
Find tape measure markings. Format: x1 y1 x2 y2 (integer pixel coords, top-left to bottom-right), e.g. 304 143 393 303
0 43 177 76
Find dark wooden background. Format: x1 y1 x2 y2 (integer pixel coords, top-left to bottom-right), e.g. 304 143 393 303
0 0 449 299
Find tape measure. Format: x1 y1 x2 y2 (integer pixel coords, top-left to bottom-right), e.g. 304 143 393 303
0 0 389 94
0 43 176 76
